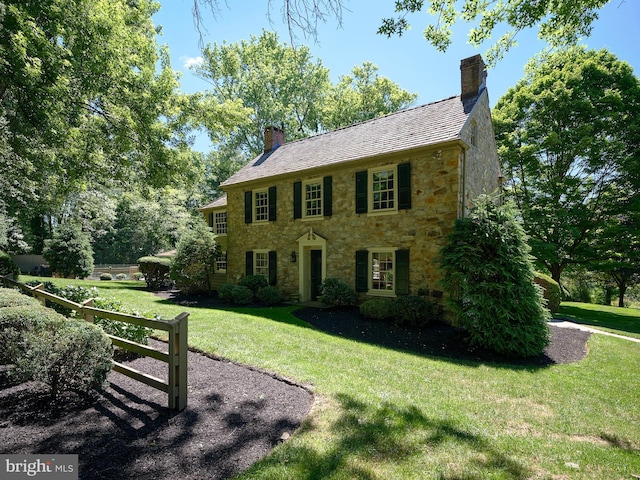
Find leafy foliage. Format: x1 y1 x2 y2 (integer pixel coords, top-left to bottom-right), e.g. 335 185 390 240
534 273 561 313
138 256 171 290
494 48 640 284
0 287 40 308
391 295 441 327
230 285 254 305
256 286 283 306
239 275 269 296
0 251 19 279
43 223 94 279
14 314 112 401
0 305 51 364
170 221 221 294
319 278 356 307
440 195 550 358
359 298 393 321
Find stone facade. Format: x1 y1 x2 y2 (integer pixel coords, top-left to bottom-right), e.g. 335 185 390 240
202 56 501 306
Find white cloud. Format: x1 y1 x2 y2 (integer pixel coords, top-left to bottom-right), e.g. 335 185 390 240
182 56 204 69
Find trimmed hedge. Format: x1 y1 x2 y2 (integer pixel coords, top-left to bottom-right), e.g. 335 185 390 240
256 286 283 306
319 278 356 307
0 287 40 308
359 298 393 321
0 305 54 365
137 256 171 290
534 272 561 313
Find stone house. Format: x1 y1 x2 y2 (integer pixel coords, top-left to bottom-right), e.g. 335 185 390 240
199 55 501 303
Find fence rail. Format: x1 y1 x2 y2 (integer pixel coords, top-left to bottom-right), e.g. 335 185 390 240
0 275 188 411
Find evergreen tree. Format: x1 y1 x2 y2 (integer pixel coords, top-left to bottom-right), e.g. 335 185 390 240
440 195 550 358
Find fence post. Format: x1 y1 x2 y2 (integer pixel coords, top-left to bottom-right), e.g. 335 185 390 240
81 298 95 323
167 312 189 411
33 283 47 306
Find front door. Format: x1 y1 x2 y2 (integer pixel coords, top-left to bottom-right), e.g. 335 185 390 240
310 249 323 301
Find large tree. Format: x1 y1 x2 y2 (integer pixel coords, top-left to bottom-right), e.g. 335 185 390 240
493 47 640 284
194 30 416 160
192 0 615 65
0 0 244 251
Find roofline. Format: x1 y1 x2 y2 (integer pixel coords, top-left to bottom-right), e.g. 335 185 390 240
221 139 468 191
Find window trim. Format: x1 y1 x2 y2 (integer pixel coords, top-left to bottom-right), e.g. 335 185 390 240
367 248 398 297
215 251 227 273
214 210 227 235
369 166 398 214
302 178 324 219
253 249 270 279
253 189 269 223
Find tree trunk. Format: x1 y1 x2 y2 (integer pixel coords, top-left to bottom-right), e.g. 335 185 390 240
618 284 627 308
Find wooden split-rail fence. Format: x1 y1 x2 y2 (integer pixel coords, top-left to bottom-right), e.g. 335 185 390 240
0 275 188 411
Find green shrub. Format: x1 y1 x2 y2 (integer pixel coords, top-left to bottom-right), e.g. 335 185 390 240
138 256 171 290
257 286 283 306
43 223 94 279
15 316 112 400
440 195 550 358
115 273 127 280
24 282 97 317
99 272 113 281
93 297 152 345
170 222 221 294
132 272 145 281
534 272 561 313
0 251 19 279
391 295 440 327
240 275 268 296
0 305 54 365
359 298 393 320
319 278 356 307
218 283 235 303
231 285 254 305
0 287 40 308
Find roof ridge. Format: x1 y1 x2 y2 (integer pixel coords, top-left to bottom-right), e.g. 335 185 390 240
279 95 463 147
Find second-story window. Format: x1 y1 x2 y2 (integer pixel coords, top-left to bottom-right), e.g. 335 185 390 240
214 211 227 235
305 180 323 217
254 190 269 222
371 168 396 211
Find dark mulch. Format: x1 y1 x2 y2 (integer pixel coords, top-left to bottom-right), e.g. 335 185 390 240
0 300 591 480
0 340 313 480
293 306 591 367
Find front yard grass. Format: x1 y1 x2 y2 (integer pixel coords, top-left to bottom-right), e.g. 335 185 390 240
558 301 640 340
18 277 640 479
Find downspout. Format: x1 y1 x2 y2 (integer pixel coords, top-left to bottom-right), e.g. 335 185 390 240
459 149 467 218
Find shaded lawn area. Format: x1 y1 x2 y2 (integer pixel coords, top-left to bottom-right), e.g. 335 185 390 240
558 301 640 340
10 277 640 479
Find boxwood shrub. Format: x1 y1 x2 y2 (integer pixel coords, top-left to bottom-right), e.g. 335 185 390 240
359 298 393 321
240 275 268 296
137 256 171 290
256 286 283 306
319 278 356 307
0 287 40 308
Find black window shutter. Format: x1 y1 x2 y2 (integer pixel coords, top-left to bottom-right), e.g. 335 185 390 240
293 181 302 219
323 176 333 217
398 162 411 210
355 171 367 213
355 250 369 292
268 186 277 222
268 251 277 286
208 212 214 228
395 249 410 295
245 251 253 276
244 191 252 224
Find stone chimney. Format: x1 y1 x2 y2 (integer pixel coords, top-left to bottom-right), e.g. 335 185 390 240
264 126 285 153
460 55 487 99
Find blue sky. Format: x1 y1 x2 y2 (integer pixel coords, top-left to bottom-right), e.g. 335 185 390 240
153 1 640 152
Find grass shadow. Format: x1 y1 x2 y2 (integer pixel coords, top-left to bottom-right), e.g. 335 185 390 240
245 392 532 479
558 303 640 336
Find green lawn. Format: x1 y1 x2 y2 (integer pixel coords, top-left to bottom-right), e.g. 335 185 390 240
558 301 640 340
17 277 640 479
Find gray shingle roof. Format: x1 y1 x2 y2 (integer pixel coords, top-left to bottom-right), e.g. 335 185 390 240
221 94 480 187
198 193 227 210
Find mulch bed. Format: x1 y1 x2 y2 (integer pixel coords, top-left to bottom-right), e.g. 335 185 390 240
0 299 591 479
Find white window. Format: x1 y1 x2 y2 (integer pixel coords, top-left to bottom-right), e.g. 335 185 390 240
370 167 397 212
254 190 269 222
304 180 323 217
214 211 227 235
370 250 395 293
254 251 269 279
215 252 227 273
